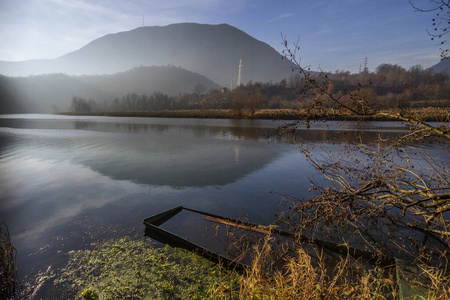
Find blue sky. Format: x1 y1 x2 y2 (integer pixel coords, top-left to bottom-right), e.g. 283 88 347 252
0 0 442 73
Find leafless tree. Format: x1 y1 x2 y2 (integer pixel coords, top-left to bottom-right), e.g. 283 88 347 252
410 0 450 59
278 36 450 267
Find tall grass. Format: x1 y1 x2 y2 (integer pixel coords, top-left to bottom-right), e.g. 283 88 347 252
240 238 397 299
211 231 450 299
1 222 18 299
212 232 400 299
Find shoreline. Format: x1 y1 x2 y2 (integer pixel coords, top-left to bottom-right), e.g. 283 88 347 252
59 108 450 122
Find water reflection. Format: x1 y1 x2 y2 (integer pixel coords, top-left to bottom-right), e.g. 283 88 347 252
0 115 280 138
0 118 405 190
0 114 414 285
0 156 149 246
0 129 282 188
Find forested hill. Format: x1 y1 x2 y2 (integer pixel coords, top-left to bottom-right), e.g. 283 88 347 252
0 66 220 114
0 23 295 86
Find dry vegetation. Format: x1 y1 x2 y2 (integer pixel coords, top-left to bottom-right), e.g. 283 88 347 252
62 106 449 122
225 238 398 300
0 222 18 299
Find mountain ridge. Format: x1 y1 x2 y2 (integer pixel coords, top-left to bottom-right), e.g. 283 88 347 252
0 23 295 86
429 59 450 75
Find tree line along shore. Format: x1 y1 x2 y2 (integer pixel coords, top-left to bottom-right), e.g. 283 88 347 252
61 107 449 122
64 63 449 122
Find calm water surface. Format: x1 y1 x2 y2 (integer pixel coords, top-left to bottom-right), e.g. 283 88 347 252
0 114 414 291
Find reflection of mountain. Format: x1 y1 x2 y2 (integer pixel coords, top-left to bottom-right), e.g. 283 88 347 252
0 119 284 188
78 134 281 188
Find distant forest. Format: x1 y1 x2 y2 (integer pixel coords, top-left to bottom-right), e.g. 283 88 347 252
70 63 450 113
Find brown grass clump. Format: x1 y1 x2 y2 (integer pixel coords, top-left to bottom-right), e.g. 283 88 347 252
237 238 397 299
212 233 401 299
417 264 450 300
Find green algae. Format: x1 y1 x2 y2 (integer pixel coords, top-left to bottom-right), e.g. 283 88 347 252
53 236 238 299
80 287 98 299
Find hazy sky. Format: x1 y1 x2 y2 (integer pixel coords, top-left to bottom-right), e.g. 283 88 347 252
0 0 442 73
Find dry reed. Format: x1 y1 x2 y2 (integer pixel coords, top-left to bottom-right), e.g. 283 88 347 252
1 222 18 299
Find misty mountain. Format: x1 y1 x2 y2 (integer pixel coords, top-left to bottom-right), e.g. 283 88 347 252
0 65 220 114
429 59 450 75
0 23 295 86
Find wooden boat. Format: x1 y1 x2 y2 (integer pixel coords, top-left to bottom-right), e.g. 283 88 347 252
143 206 250 270
143 206 394 269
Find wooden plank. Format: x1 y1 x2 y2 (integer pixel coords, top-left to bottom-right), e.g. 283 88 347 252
204 216 273 235
143 206 182 226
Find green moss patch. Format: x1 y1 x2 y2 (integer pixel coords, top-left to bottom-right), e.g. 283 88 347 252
52 237 238 299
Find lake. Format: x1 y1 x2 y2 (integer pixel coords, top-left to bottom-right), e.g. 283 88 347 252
0 114 428 294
